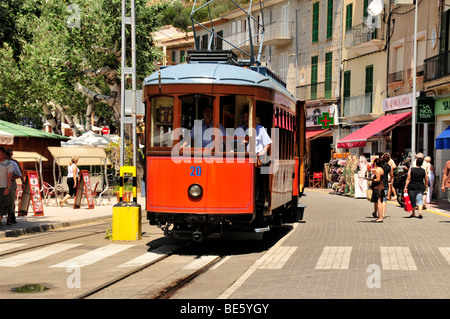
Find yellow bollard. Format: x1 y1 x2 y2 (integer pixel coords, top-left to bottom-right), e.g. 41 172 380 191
112 166 141 241
112 201 142 241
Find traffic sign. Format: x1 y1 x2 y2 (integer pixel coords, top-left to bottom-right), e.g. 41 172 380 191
102 127 109 135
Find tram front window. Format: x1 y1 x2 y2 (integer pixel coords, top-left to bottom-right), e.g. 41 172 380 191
151 96 173 147
181 95 226 148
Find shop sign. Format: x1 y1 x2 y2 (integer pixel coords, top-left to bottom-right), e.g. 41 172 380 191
435 97 450 116
417 97 435 123
383 93 413 112
306 105 334 127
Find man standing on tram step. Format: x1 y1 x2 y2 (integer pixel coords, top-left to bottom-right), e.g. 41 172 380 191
441 159 450 202
5 149 23 225
190 105 226 148
235 108 272 205
0 147 13 227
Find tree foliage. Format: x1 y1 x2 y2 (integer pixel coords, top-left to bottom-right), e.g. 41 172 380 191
0 0 165 133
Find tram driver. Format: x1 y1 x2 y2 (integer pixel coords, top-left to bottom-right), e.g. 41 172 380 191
188 105 226 148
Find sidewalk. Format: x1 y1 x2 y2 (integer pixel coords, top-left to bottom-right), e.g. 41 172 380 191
319 187 450 216
0 196 147 238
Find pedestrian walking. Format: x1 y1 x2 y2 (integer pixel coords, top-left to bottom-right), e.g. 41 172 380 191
442 159 450 202
5 149 23 224
0 147 13 227
424 156 435 204
371 158 385 223
385 153 397 201
404 156 428 219
59 156 80 207
380 153 393 218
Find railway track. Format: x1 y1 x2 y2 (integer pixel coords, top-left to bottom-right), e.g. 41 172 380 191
75 242 232 299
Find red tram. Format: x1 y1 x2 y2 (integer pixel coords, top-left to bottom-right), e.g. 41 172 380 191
143 51 306 241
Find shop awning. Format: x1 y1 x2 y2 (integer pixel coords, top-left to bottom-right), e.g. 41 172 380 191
436 125 450 149
337 112 411 149
0 120 69 140
306 129 331 141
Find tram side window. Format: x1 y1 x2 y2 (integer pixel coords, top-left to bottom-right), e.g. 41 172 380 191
151 96 173 147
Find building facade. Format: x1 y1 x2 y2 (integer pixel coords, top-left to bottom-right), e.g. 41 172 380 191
152 0 450 197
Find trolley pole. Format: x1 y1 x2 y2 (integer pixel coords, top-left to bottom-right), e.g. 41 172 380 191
120 0 137 167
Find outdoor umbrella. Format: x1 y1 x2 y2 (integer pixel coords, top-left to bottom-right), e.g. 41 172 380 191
61 131 111 148
0 129 14 145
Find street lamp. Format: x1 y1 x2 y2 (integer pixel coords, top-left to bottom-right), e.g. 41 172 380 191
411 0 418 160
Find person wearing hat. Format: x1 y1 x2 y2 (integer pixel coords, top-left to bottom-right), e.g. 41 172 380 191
59 156 79 207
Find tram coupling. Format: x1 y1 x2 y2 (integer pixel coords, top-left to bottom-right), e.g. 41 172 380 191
192 231 203 242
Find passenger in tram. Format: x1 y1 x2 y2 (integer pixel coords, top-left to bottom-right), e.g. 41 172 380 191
189 105 226 148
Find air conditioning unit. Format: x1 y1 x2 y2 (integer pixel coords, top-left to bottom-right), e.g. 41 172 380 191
393 0 414 5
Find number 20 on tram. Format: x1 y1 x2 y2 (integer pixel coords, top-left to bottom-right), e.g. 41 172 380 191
142 58 306 241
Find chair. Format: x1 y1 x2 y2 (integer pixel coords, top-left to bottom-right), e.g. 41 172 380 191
309 172 323 188
42 182 56 205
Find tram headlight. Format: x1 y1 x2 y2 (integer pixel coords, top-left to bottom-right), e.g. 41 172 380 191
188 184 203 199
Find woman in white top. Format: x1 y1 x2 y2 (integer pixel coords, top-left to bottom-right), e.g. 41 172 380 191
424 156 435 204
59 156 80 207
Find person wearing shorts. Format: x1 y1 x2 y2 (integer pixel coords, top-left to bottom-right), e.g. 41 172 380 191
404 157 427 219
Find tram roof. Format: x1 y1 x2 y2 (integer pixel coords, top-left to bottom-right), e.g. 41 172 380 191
144 63 295 101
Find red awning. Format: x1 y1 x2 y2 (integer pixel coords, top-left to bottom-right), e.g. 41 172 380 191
337 112 411 149
306 129 331 140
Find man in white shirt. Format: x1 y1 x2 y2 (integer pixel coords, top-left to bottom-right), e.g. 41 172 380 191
6 149 23 224
235 110 272 158
235 110 272 205
0 147 13 226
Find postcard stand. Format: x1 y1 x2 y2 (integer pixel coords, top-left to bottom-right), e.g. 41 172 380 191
73 170 95 209
18 171 44 216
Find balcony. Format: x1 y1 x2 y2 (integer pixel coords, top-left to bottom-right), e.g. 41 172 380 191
264 20 294 46
297 81 336 101
424 52 450 82
345 23 385 55
343 93 373 118
388 71 403 84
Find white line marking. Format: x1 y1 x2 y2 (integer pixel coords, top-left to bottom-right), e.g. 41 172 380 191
211 256 231 270
117 245 180 268
259 246 297 269
315 246 352 270
182 255 218 270
0 243 26 254
0 244 82 267
380 247 417 270
438 247 450 266
218 223 298 299
50 244 134 268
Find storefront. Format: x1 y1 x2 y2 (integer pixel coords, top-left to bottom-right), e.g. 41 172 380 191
337 112 412 156
306 105 334 174
434 95 450 199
